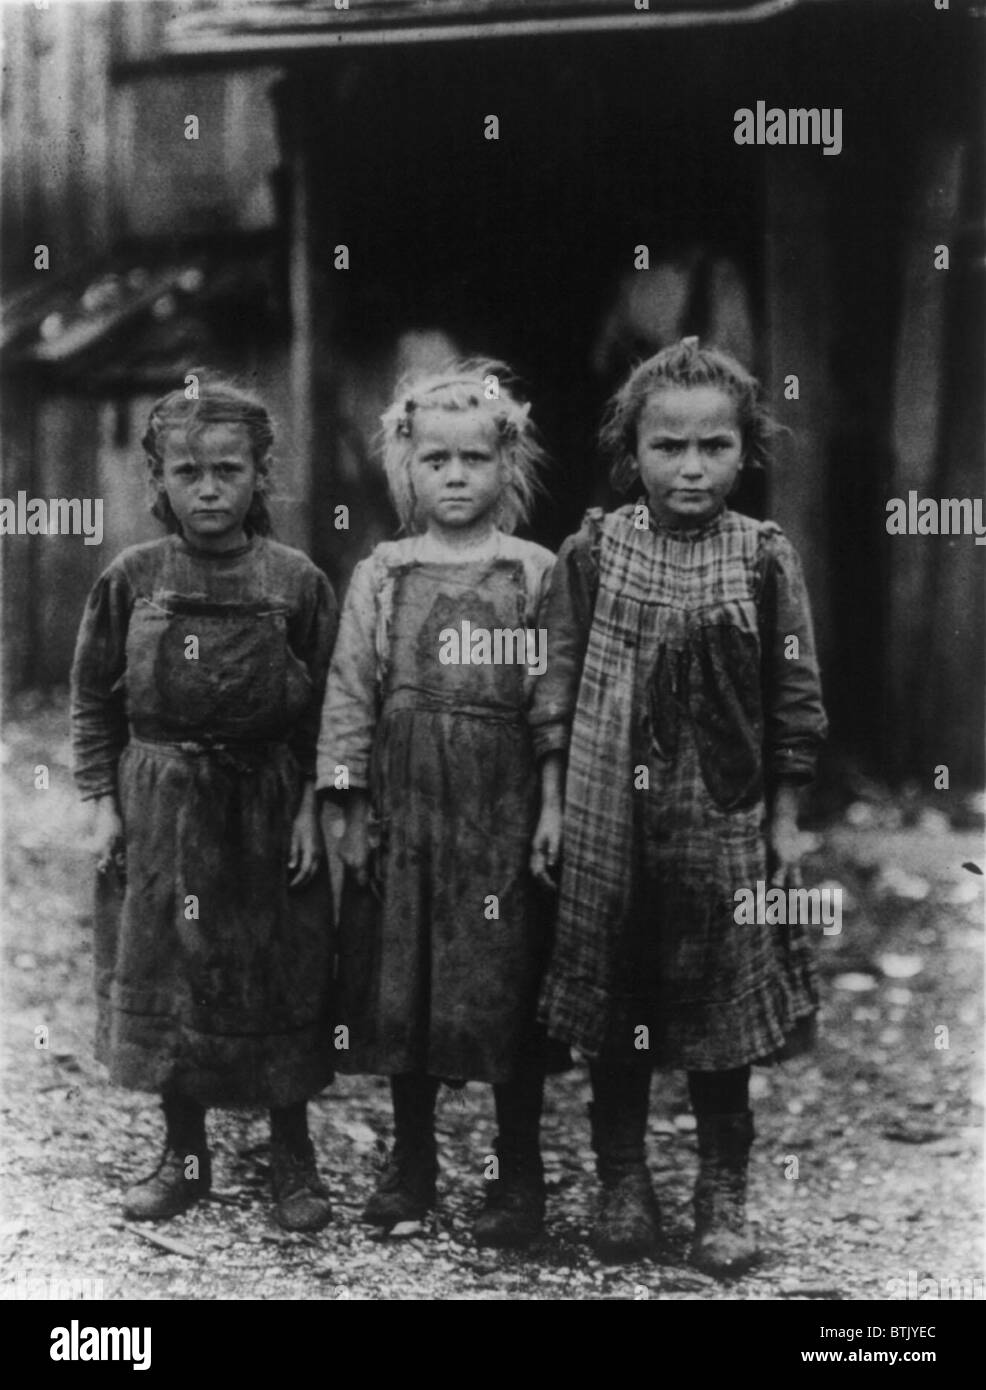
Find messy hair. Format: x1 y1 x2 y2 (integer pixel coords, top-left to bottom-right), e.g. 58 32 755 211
599 337 780 493
379 359 547 534
142 374 275 536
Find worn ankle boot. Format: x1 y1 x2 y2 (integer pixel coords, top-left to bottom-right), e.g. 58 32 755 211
474 1142 546 1248
362 1075 439 1227
362 1141 438 1226
474 1066 547 1247
123 1094 211 1221
270 1105 332 1232
690 1111 758 1278
591 1150 661 1262
270 1141 332 1232
588 1061 660 1263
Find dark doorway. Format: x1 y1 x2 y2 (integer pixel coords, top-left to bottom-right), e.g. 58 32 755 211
295 31 764 581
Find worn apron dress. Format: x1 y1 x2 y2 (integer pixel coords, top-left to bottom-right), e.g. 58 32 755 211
336 558 551 1084
94 564 334 1108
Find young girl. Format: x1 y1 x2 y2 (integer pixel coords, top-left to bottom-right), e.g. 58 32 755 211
71 380 338 1232
530 338 827 1276
318 362 559 1247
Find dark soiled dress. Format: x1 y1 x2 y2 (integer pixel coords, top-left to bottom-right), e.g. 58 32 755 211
71 534 338 1107
317 532 557 1084
530 505 828 1068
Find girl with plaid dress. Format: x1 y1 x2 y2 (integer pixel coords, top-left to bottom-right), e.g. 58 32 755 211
530 339 827 1275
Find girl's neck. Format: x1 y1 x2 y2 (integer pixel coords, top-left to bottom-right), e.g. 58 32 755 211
647 499 727 533
177 528 252 556
422 520 499 556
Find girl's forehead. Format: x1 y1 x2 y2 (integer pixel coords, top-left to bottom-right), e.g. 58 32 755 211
159 420 254 461
412 408 499 450
638 386 740 433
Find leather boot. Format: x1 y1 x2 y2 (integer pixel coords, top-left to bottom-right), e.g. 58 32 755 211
474 1065 547 1248
474 1142 546 1248
123 1094 211 1221
271 1137 333 1232
588 1059 660 1263
362 1075 439 1226
269 1103 332 1232
362 1143 437 1226
690 1111 758 1278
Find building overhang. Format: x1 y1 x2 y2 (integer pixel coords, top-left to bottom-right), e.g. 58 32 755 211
117 0 857 73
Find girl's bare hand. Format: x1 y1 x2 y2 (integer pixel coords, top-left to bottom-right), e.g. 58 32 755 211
91 797 125 876
530 803 563 891
768 816 805 889
339 808 371 889
288 804 323 889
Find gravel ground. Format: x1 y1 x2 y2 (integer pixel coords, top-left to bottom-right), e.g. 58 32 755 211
1 696 983 1302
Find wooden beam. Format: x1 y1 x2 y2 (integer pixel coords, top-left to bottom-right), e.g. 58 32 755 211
888 137 964 769
287 84 314 555
762 150 834 673
114 0 832 73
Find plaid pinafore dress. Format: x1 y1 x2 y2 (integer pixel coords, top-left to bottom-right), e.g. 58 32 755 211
539 506 821 1067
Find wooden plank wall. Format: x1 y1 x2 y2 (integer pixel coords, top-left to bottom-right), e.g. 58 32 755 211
2 0 280 280
1 0 116 292
1 1 285 696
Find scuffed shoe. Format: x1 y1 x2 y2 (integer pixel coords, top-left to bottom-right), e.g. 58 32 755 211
271 1138 333 1233
362 1145 438 1227
691 1219 758 1277
591 1165 660 1263
123 1145 211 1221
473 1152 545 1249
690 1112 759 1279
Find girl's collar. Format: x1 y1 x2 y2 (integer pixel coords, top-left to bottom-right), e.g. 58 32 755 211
414 528 502 562
645 504 727 540
174 533 256 560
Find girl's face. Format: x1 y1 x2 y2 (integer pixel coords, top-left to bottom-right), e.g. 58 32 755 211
634 386 743 528
158 422 259 551
409 410 505 540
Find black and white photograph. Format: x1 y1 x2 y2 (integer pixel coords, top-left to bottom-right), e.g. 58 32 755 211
1 0 983 1329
